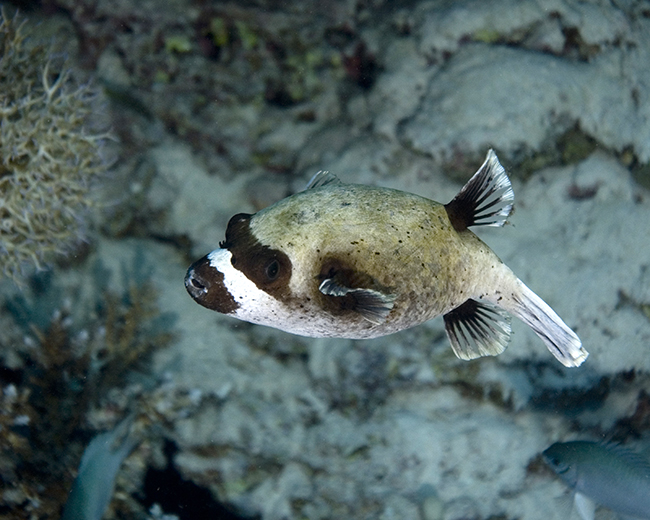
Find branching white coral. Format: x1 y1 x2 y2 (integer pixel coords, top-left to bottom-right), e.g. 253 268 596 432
0 9 111 282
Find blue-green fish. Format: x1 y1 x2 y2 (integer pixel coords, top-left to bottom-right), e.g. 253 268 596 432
543 440 650 520
61 416 140 520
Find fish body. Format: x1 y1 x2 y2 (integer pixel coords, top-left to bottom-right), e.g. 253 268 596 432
543 441 650 519
61 416 139 520
186 150 587 367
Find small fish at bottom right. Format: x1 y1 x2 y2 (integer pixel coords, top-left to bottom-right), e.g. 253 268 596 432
543 440 650 520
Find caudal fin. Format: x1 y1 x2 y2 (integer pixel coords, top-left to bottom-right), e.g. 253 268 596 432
509 281 588 367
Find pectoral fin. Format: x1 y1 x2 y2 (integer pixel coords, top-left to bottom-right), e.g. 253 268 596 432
319 278 396 325
443 299 512 360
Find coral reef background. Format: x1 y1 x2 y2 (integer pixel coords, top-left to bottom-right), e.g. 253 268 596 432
1 1 650 519
0 9 110 283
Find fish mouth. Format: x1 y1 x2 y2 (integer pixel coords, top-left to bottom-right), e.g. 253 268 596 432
184 254 239 314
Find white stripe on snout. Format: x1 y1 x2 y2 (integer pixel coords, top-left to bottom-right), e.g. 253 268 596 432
207 248 289 326
206 248 393 338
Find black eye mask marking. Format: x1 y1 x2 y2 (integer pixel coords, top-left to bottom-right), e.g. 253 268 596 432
222 213 292 298
220 213 251 249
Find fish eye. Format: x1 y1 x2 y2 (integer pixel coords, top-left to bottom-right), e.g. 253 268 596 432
545 456 569 474
265 259 280 280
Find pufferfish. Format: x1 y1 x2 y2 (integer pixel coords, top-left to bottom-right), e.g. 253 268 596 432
185 150 588 367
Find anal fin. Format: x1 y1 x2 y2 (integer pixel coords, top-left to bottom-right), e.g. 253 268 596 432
443 299 512 360
573 492 595 520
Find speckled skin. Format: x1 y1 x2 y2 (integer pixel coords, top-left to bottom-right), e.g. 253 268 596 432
187 153 587 366
246 183 519 338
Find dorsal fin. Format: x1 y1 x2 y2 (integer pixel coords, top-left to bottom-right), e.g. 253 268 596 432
602 442 650 476
444 149 514 231
305 170 342 190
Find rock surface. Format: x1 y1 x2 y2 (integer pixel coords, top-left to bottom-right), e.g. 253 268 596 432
141 1 650 517
3 1 650 519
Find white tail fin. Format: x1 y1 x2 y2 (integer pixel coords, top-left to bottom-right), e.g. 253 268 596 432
509 281 588 367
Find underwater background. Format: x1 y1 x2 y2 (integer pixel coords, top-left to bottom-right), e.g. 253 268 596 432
1 0 650 519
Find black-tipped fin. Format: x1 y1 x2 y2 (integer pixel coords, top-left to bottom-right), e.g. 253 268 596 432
305 170 342 190
444 149 514 231
443 299 512 360
319 278 396 325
